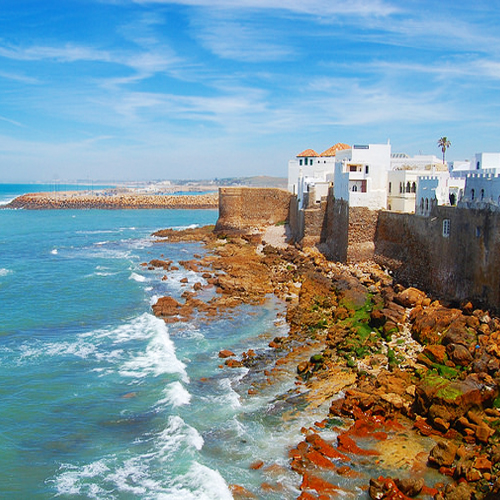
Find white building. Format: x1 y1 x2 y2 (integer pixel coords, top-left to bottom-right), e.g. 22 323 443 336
416 176 451 215
458 173 500 210
387 153 449 213
288 143 350 208
333 143 392 210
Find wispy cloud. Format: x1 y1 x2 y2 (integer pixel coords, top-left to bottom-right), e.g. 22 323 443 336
130 0 398 16
190 13 293 62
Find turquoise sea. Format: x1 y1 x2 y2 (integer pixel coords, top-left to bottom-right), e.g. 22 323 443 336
0 184 330 499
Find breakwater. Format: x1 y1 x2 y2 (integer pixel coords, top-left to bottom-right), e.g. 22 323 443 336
4 191 219 210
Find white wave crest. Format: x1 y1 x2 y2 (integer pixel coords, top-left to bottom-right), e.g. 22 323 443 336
157 415 204 457
129 272 147 283
0 268 11 277
158 381 191 408
112 314 188 381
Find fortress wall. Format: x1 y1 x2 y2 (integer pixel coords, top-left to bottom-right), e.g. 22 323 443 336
374 207 500 311
215 187 292 233
347 206 379 263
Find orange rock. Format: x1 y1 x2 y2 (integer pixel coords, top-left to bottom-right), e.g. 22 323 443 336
218 349 235 358
337 433 379 456
305 449 336 470
249 460 264 470
305 433 350 461
229 484 257 499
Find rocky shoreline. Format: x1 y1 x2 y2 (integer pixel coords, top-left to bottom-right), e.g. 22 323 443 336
147 224 500 499
3 191 218 210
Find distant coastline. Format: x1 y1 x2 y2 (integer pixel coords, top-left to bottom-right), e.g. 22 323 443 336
3 191 219 210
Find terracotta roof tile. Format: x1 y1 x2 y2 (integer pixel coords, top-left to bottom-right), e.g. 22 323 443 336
319 143 351 157
297 149 319 157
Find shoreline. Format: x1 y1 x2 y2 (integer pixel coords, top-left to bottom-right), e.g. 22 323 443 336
3 191 219 210
147 224 500 499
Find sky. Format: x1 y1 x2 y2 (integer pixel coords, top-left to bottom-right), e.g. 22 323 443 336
0 0 499 182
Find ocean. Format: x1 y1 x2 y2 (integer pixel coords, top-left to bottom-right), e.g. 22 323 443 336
0 184 326 499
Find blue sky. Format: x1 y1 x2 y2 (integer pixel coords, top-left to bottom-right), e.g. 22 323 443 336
0 0 499 182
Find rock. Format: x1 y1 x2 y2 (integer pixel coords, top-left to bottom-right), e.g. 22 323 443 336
436 481 474 500
394 287 426 308
423 344 447 364
219 349 235 358
428 440 458 468
394 477 425 497
411 306 463 345
475 423 495 443
446 344 473 366
152 296 182 317
414 372 499 424
225 359 243 368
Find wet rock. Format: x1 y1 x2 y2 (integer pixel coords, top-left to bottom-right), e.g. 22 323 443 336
152 296 182 317
219 349 235 358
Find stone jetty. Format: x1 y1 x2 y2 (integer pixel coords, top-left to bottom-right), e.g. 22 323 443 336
4 191 218 210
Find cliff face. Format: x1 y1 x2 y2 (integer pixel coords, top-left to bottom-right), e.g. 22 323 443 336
214 187 292 233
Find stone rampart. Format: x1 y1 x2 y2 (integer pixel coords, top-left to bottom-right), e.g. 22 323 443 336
374 206 500 311
215 187 292 233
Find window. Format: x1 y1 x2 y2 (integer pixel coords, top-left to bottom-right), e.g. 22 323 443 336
425 198 429 211
476 161 480 170
471 189 475 201
352 185 358 192
476 227 481 238
365 165 369 174
411 182 417 193
442 219 450 237
350 165 357 172
406 182 411 193
481 189 485 200
388 182 392 194
420 198 424 211
400 183 403 194
299 159 303 166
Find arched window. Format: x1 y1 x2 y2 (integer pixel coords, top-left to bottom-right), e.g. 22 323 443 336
450 193 456 206
411 182 416 193
400 183 403 194
406 182 411 193
388 182 392 194
425 198 429 211
481 189 485 200
471 189 475 201
420 198 424 211
352 185 358 192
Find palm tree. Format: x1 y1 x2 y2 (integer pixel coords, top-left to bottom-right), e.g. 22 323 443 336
437 136 451 164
